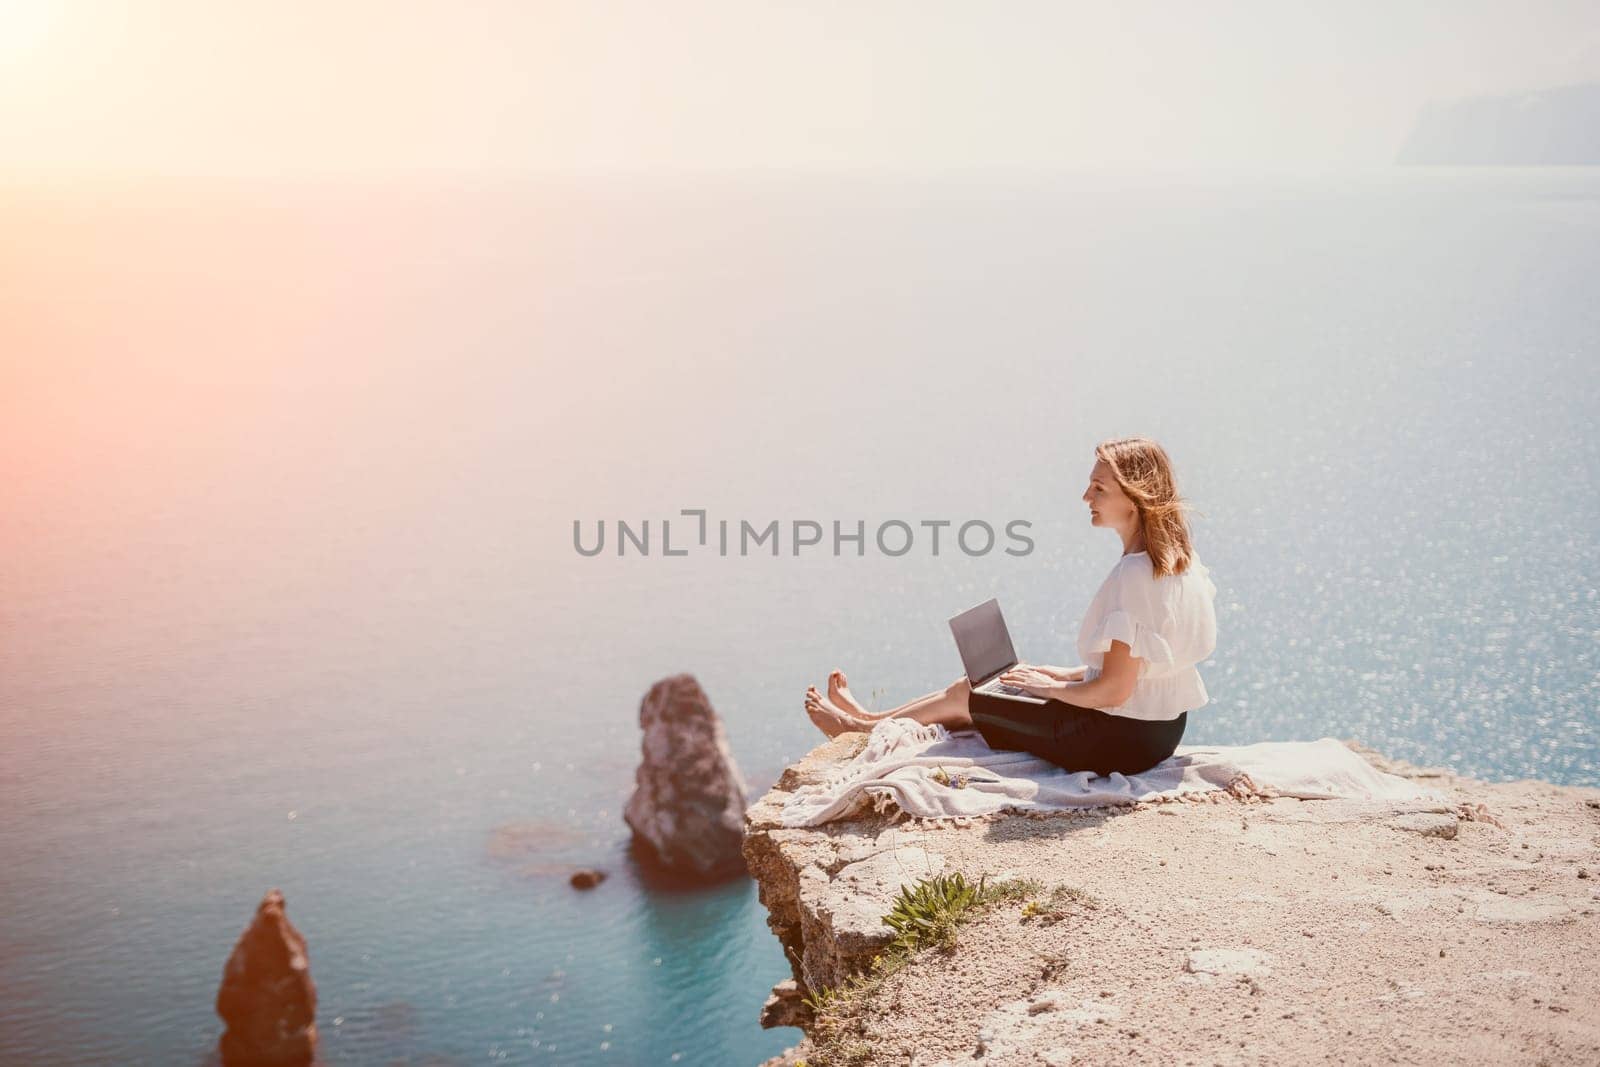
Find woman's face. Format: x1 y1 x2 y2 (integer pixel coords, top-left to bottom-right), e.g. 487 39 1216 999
1082 459 1137 534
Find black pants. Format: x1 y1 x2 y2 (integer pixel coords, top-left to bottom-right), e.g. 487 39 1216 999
968 691 1188 777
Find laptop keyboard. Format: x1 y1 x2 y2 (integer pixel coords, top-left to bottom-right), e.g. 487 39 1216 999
983 682 1030 696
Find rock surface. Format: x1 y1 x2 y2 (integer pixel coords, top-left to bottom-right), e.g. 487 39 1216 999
760 978 812 1030
745 733 1600 1066
623 673 750 881
215 888 318 1066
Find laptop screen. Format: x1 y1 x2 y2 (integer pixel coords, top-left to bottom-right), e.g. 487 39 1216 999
948 598 1018 685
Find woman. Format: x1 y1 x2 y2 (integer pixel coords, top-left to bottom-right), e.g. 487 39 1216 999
803 436 1217 777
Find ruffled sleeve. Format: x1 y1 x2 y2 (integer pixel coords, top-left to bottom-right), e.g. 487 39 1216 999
1085 607 1176 675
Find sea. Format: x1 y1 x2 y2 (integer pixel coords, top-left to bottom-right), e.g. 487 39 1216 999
2 166 1597 1065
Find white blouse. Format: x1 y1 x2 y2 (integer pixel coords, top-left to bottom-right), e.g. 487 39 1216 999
1074 550 1218 722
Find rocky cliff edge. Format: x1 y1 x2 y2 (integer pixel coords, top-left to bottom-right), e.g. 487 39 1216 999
743 732 1600 1066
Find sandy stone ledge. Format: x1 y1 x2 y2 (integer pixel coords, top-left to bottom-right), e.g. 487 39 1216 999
744 733 1600 1066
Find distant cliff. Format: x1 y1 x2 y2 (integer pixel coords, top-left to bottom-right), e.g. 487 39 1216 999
1397 81 1600 164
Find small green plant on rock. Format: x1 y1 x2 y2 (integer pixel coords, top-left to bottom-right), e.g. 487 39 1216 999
1016 882 1100 924
1048 883 1099 908
883 870 987 953
798 948 917 1066
979 876 1044 905
840 1041 873 1065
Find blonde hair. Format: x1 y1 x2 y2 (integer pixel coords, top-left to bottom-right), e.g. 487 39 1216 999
1093 436 1203 579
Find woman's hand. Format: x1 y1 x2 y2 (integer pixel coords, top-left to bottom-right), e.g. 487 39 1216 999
998 666 1059 699
1027 664 1088 683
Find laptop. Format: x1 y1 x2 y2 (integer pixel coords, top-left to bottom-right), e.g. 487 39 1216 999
947 598 1049 705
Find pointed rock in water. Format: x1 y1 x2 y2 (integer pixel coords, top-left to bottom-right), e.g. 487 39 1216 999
215 889 318 1066
623 673 750 881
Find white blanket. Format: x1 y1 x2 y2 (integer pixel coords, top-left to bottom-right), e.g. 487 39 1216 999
778 718 1451 828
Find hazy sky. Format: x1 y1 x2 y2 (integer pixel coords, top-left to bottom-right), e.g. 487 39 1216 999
2 0 1598 175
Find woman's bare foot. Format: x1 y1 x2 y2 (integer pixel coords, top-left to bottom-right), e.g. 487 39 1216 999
805 686 867 738
827 669 873 719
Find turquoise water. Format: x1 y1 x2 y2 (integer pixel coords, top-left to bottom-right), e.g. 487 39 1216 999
1 168 1596 1065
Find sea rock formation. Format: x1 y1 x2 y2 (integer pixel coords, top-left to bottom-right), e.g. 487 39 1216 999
623 673 750 881
215 888 318 1066
745 733 1600 1065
